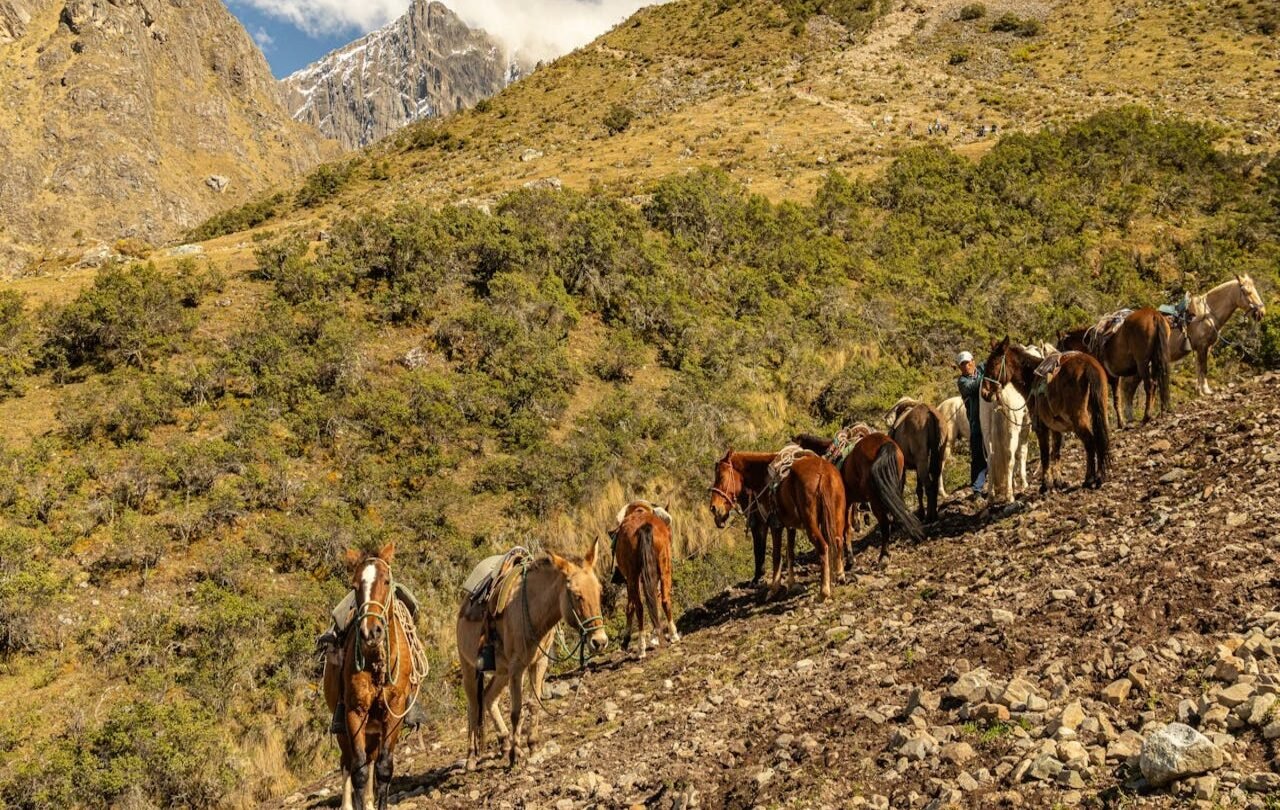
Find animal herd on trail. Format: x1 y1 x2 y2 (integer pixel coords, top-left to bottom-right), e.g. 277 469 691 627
316 275 1265 805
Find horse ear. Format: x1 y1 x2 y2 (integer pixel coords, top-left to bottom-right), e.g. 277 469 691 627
377 542 396 563
550 552 573 575
583 538 598 568
343 548 363 575
720 448 733 462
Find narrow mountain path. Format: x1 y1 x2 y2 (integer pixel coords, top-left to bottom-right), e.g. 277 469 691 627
280 372 1280 809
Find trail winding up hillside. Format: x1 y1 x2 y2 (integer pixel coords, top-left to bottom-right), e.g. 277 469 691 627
281 372 1280 808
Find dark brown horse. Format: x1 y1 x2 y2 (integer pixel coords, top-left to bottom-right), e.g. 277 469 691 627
885 400 945 521
708 450 846 601
793 432 924 562
1059 307 1170 427
325 544 421 810
614 502 678 659
982 338 1111 492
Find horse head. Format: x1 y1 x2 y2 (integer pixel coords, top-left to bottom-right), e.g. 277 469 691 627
708 449 741 529
980 336 1012 402
344 542 397 668
1237 274 1266 322
551 540 607 654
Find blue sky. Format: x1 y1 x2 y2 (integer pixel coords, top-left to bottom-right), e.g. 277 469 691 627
225 1 377 78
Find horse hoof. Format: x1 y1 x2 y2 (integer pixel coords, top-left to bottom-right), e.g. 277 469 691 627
465 757 477 772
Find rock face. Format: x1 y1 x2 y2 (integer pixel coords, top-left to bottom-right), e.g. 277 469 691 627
283 0 522 149
0 0 334 273
1139 723 1225 786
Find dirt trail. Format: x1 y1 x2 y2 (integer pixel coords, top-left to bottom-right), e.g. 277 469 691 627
280 372 1280 809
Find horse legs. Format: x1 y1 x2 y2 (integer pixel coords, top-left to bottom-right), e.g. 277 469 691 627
526 640 553 753
938 445 950 500
374 747 394 810
750 520 767 584
507 663 528 768
1050 432 1064 490
766 525 785 600
621 581 639 653
463 665 481 771
1036 422 1052 494
913 467 926 519
338 729 356 810
348 719 372 810
784 528 797 589
1121 376 1140 426
661 555 679 642
1196 346 1213 395
1015 427 1030 493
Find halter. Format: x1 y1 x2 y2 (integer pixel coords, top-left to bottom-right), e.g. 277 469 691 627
520 558 606 670
352 557 400 682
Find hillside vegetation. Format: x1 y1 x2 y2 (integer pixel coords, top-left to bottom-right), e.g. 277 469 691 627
0 105 1277 807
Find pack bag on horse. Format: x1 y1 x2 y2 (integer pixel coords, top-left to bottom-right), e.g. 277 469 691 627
1158 275 1267 396
982 338 1111 492
884 398 945 521
612 501 679 659
793 426 923 564
317 550 429 734
456 541 607 771
322 544 430 810
1058 307 1171 428
708 447 846 601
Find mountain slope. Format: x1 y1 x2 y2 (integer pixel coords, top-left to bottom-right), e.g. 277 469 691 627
285 373 1280 808
0 0 335 274
282 0 521 149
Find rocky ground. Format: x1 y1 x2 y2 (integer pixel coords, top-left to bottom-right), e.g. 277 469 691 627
282 372 1280 809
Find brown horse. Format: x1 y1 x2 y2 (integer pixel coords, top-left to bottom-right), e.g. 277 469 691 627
982 338 1111 492
792 432 924 562
614 502 679 658
708 450 846 601
1058 307 1170 427
456 543 606 771
324 544 420 810
885 400 945 521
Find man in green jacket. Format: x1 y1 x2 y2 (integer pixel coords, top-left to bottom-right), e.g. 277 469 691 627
955 351 987 496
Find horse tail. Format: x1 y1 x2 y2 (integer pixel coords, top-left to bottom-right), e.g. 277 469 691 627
637 523 664 643
817 471 844 559
872 442 924 542
1089 366 1112 480
1152 315 1172 414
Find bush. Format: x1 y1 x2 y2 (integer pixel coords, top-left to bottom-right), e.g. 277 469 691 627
949 49 970 65
603 104 637 135
45 263 197 372
958 3 985 20
295 162 355 209
0 291 35 397
58 370 181 444
990 12 1041 36
112 237 153 259
187 193 286 242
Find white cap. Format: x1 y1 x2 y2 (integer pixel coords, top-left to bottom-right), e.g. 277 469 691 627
956 351 974 364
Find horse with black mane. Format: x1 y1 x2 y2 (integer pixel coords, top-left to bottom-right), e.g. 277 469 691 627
792 430 924 563
982 338 1111 492
1058 307 1171 428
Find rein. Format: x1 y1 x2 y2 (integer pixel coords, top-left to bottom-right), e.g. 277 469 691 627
352 558 399 682
520 559 605 671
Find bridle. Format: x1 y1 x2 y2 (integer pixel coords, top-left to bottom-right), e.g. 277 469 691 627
352 557 400 682
521 560 605 669
709 460 759 528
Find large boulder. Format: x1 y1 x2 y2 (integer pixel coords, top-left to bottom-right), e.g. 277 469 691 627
1139 723 1224 786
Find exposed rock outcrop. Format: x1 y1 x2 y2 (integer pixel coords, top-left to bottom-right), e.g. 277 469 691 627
282 0 523 149
0 0 334 274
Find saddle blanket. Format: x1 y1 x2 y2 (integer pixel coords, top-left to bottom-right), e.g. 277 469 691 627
768 444 816 490
1033 350 1083 384
1086 309 1132 353
613 500 673 529
461 547 529 620
825 424 873 464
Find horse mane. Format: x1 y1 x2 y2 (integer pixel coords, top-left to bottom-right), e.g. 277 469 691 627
728 451 777 468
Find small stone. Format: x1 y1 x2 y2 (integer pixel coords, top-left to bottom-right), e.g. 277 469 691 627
1216 682 1256 708
989 608 1015 624
940 742 976 765
1027 755 1064 782
1159 468 1189 483
1102 678 1133 706
1050 589 1076 601
973 703 1010 723
949 671 994 704
1055 701 1086 732
957 771 980 792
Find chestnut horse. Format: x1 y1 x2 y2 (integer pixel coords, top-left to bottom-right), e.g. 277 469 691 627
1059 307 1170 427
708 450 846 601
885 400 945 521
456 543 607 770
982 338 1111 492
324 544 419 810
614 502 679 658
792 432 924 562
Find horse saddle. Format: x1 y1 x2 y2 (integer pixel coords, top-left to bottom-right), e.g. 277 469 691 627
1085 309 1132 353
1032 351 1082 395
768 444 815 490
825 424 872 464
460 547 529 622
613 500 673 530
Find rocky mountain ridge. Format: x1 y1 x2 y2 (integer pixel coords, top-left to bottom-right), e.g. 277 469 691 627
0 0 334 275
282 0 523 149
283 373 1280 808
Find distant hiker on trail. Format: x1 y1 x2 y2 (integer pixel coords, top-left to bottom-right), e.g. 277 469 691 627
956 350 987 496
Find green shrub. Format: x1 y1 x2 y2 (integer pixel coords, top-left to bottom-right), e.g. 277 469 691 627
45 263 197 372
295 161 355 209
949 49 970 65
0 291 35 397
603 104 637 135
58 370 181 444
958 3 985 20
990 12 1041 36
187 193 287 241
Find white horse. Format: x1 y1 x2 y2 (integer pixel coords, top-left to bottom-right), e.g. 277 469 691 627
1142 274 1266 398
978 380 1031 505
936 396 968 499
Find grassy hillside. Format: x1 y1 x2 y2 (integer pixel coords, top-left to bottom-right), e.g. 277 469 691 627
0 105 1278 807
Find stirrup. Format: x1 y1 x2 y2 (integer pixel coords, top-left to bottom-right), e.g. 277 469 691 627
329 703 346 735
315 629 340 654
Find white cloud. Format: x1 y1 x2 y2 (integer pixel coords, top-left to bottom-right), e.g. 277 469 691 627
235 0 654 62
253 26 276 48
